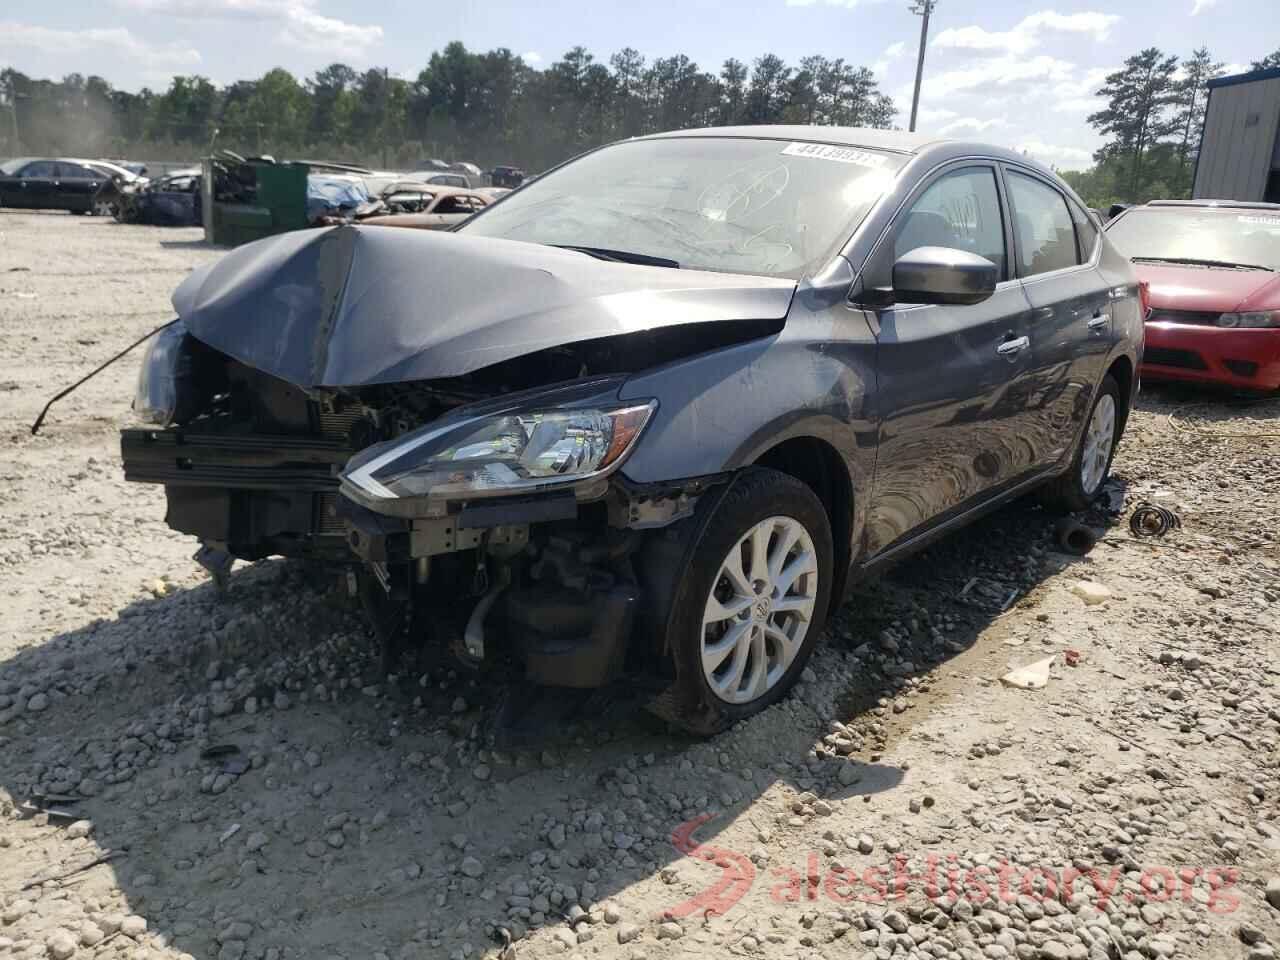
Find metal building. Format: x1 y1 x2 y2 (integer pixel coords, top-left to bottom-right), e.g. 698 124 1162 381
1193 66 1280 203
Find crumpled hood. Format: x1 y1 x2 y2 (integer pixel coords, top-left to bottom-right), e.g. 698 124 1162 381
173 224 797 388
1136 262 1280 314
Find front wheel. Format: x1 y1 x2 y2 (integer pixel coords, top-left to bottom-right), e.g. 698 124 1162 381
653 468 834 736
1040 374 1122 513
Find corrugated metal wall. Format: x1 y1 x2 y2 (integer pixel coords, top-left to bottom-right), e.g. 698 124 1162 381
1193 73 1280 201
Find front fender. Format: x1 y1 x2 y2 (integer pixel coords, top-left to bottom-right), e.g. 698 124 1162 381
617 328 877 558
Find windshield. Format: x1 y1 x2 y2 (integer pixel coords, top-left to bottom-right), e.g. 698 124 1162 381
0 157 32 176
459 137 905 279
1106 208 1280 271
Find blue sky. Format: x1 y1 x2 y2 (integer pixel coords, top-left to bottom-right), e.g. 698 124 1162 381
1 0 1276 169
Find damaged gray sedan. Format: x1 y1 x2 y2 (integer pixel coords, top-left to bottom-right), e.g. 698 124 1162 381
122 127 1142 734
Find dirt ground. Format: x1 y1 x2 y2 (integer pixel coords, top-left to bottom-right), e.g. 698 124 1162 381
1 210 1278 960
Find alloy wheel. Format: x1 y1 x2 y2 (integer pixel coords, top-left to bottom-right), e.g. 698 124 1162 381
700 515 819 705
1080 393 1116 495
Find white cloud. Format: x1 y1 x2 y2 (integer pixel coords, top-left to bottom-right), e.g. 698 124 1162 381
934 11 1120 55
1012 138 1095 169
923 54 1076 97
0 21 201 68
784 0 888 8
917 106 959 123
872 39 909 75
1050 65 1112 112
1191 0 1219 13
115 0 381 55
522 51 544 65
937 116 1010 135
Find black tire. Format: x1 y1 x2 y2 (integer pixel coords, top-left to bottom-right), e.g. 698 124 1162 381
1040 374 1122 513
650 467 834 736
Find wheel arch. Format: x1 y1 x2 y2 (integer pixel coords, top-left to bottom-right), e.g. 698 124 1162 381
1105 354 1134 434
751 435 856 617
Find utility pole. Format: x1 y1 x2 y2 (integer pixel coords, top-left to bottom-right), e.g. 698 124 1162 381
908 0 936 133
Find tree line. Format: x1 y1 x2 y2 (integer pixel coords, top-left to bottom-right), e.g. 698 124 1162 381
0 43 896 172
1063 47 1280 208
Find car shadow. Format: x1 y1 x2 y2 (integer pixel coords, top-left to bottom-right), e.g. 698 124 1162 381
0 479 1127 957
158 237 219 249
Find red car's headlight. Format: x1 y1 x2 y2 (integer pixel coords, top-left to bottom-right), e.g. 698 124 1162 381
1218 311 1279 329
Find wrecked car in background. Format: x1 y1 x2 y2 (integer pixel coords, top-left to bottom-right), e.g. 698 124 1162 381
107 167 202 226
121 127 1142 734
361 187 492 230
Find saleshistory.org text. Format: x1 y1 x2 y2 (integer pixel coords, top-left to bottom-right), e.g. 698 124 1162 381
664 815 1243 919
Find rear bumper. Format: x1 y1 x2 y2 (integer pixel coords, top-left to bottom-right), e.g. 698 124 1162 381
1140 321 1280 390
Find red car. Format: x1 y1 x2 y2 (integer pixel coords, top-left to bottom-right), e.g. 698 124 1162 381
1105 200 1280 391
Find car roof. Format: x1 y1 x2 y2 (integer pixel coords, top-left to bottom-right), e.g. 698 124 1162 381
635 125 1040 167
1145 199 1280 211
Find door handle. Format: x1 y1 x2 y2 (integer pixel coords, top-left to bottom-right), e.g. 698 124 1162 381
1087 313 1109 331
997 336 1030 357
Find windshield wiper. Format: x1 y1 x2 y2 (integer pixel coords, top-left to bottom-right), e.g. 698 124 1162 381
553 245 680 269
1132 256 1274 272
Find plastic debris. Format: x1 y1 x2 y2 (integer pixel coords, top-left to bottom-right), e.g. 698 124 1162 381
1000 656 1054 690
1068 580 1113 605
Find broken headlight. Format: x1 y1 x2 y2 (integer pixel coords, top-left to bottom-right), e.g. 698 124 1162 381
342 399 656 510
133 320 190 426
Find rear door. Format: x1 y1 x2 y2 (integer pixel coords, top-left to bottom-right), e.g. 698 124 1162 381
1001 167 1114 468
56 163 101 212
860 161 1039 556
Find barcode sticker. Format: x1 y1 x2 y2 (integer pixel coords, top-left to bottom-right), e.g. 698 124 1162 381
1238 215 1280 226
781 142 887 168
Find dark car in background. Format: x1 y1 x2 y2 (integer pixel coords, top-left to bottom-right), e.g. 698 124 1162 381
122 127 1141 733
0 157 139 215
1105 199 1280 392
110 168 202 226
489 165 525 189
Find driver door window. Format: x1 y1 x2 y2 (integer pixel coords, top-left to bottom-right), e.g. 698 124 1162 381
894 167 1007 280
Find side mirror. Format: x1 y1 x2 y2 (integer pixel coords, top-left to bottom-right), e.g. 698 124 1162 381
892 246 998 306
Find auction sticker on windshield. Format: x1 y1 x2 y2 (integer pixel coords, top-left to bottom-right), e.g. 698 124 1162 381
781 143 887 167
1239 215 1280 227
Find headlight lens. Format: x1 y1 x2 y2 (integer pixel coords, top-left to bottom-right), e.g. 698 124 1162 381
133 320 189 425
1218 311 1280 328
343 401 656 504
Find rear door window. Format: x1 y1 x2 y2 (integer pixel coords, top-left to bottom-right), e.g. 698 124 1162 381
1006 171 1080 277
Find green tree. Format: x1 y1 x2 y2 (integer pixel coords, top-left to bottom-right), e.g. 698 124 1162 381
1250 49 1280 71
1171 47 1223 192
718 59 748 125
148 75 219 145
744 54 791 124
1088 48 1180 198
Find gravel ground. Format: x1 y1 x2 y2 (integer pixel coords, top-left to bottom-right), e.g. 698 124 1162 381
1 210 1278 960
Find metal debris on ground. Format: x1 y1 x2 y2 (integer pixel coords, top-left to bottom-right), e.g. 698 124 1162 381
1129 502 1181 538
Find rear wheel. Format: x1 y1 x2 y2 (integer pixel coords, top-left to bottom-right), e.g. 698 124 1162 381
652 468 833 736
1040 374 1121 513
